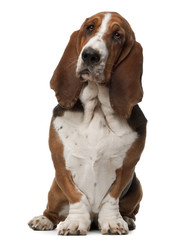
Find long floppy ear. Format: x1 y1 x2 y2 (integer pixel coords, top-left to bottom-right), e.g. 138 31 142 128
50 31 83 109
110 41 143 119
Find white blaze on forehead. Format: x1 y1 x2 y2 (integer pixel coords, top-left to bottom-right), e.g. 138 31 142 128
84 13 111 49
97 13 111 38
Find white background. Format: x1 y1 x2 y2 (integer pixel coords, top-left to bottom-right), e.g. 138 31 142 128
0 0 182 239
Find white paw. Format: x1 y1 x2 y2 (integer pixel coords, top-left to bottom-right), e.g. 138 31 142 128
28 215 55 230
98 195 129 235
58 215 91 235
58 196 91 235
99 216 129 235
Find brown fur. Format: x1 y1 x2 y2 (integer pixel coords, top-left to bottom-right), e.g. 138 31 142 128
110 41 143 119
43 179 68 226
50 31 83 109
119 174 143 221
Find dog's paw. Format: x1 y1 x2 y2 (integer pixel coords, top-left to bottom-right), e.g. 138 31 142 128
28 215 55 231
98 195 129 235
58 215 91 235
99 217 129 235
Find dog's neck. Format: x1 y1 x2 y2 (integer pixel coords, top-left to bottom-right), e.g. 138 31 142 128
79 81 126 136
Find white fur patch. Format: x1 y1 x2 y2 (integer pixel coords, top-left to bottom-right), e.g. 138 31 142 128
59 204 69 218
98 194 129 234
53 82 138 213
58 196 91 235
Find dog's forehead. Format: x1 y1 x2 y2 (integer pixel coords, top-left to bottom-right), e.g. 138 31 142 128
82 12 129 33
84 12 105 24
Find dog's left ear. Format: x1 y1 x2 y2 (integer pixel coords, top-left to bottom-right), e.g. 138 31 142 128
109 41 143 119
50 31 83 109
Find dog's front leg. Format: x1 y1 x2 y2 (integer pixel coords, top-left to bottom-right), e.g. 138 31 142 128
57 193 91 235
55 171 91 235
98 126 146 235
49 123 91 235
98 193 129 235
98 152 138 234
98 166 135 235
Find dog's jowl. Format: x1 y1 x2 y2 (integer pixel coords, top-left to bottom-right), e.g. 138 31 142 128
28 12 147 235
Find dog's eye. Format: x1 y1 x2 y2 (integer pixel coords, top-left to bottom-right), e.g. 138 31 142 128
86 25 95 34
113 31 122 40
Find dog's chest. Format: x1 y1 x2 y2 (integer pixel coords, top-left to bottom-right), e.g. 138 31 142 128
53 82 138 212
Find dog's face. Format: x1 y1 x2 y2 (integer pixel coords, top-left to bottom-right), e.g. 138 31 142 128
50 12 143 118
76 12 135 84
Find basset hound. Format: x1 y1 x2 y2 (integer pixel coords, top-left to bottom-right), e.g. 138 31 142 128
28 11 147 235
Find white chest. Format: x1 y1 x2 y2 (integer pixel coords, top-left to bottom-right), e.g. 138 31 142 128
53 82 138 213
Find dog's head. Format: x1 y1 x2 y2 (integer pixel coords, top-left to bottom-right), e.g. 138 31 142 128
50 12 143 118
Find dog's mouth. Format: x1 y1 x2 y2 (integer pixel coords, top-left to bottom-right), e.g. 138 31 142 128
77 68 91 82
77 66 106 85
79 68 90 75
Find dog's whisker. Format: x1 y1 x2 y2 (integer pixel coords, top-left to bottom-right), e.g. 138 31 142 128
66 60 77 69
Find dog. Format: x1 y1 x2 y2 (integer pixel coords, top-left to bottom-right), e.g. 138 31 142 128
28 11 147 235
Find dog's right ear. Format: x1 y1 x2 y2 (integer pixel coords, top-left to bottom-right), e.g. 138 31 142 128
50 31 83 109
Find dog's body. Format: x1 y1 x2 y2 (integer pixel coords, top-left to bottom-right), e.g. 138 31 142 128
53 82 138 214
28 12 147 235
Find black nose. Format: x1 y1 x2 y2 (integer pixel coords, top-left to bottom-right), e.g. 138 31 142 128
82 47 101 66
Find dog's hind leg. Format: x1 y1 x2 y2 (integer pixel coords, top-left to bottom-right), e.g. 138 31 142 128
119 174 143 230
28 178 69 230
